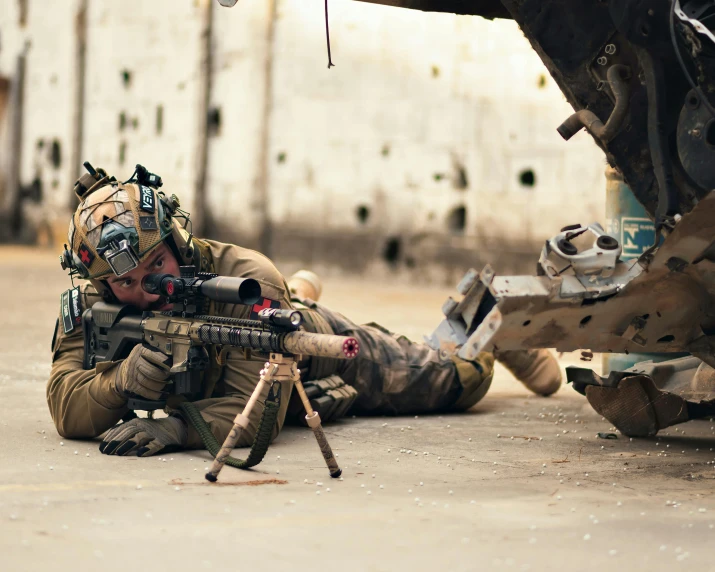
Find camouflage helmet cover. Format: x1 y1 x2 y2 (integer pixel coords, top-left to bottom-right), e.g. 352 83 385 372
67 181 177 280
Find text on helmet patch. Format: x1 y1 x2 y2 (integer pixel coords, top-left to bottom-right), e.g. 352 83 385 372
140 185 155 213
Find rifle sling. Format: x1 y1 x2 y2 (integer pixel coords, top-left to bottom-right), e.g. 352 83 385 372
178 384 280 470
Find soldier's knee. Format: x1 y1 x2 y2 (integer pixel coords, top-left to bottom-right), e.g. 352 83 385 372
450 352 495 411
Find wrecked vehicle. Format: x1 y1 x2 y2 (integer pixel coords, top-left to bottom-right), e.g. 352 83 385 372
341 1 715 436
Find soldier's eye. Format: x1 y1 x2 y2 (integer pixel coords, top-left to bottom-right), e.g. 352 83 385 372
154 258 164 269
121 278 133 288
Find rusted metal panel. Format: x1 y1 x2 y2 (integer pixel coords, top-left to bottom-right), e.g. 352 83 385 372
428 190 715 362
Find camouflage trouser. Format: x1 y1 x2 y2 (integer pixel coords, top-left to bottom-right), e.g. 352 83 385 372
301 301 493 416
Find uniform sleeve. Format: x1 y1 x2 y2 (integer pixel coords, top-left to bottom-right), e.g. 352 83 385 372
47 318 129 439
182 246 295 450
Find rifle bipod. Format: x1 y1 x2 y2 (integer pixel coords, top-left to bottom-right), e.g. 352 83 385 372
205 352 342 482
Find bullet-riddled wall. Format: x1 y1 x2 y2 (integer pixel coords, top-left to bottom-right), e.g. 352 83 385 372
0 0 81 243
0 0 606 279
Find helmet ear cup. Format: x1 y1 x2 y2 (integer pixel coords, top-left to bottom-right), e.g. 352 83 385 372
59 245 75 271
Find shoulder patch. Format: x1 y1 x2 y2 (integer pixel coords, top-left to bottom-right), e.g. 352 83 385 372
250 297 280 320
60 287 83 334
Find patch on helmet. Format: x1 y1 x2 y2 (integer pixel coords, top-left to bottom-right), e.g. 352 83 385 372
140 185 155 213
60 287 82 334
250 297 281 319
139 215 158 230
77 242 95 267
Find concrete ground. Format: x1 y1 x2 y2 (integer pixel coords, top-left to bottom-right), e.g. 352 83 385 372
1 246 714 572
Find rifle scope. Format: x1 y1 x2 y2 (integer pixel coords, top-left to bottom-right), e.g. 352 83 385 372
142 273 261 306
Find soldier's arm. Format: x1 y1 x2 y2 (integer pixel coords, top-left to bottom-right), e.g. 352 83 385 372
181 248 294 449
47 319 129 439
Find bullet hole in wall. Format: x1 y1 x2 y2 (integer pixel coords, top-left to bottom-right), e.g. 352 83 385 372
207 107 221 136
119 112 126 131
36 138 44 149
121 69 132 88
132 117 139 129
446 205 466 234
453 163 468 190
383 237 401 265
276 152 287 164
433 173 445 182
50 139 62 168
538 74 547 89
18 0 28 26
156 105 164 135
381 144 390 157
431 65 440 78
405 256 415 268
119 141 127 165
519 168 536 188
24 177 42 202
356 205 370 224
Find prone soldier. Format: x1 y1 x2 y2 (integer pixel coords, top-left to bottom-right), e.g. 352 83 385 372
48 163 563 459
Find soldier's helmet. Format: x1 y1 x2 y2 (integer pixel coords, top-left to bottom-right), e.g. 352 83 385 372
61 163 195 296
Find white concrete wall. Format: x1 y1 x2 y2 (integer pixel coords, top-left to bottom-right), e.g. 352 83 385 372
261 0 605 245
207 0 273 238
82 0 204 212
0 0 80 237
0 0 608 268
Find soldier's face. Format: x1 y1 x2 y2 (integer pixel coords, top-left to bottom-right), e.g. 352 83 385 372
106 242 181 310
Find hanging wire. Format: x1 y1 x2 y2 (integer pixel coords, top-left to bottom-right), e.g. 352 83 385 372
325 0 335 69
670 0 715 118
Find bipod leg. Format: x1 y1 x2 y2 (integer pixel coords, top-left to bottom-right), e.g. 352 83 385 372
292 363 342 478
205 363 271 482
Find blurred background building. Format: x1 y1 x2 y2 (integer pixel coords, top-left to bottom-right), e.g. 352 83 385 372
0 0 606 283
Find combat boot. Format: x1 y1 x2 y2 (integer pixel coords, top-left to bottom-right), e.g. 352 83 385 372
450 352 495 411
495 349 562 396
287 269 322 302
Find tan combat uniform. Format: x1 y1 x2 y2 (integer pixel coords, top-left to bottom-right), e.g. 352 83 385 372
48 239 490 450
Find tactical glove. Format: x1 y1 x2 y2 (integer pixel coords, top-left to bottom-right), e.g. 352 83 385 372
100 417 188 456
113 343 171 401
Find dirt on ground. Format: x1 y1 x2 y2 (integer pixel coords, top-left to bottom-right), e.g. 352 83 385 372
1 246 714 572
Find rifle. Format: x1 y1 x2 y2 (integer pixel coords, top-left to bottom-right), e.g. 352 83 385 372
82 265 359 480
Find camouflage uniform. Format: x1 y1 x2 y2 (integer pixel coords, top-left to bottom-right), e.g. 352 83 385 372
304 301 492 415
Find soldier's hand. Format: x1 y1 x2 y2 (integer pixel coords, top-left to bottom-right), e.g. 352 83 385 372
100 417 188 457
114 343 171 401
